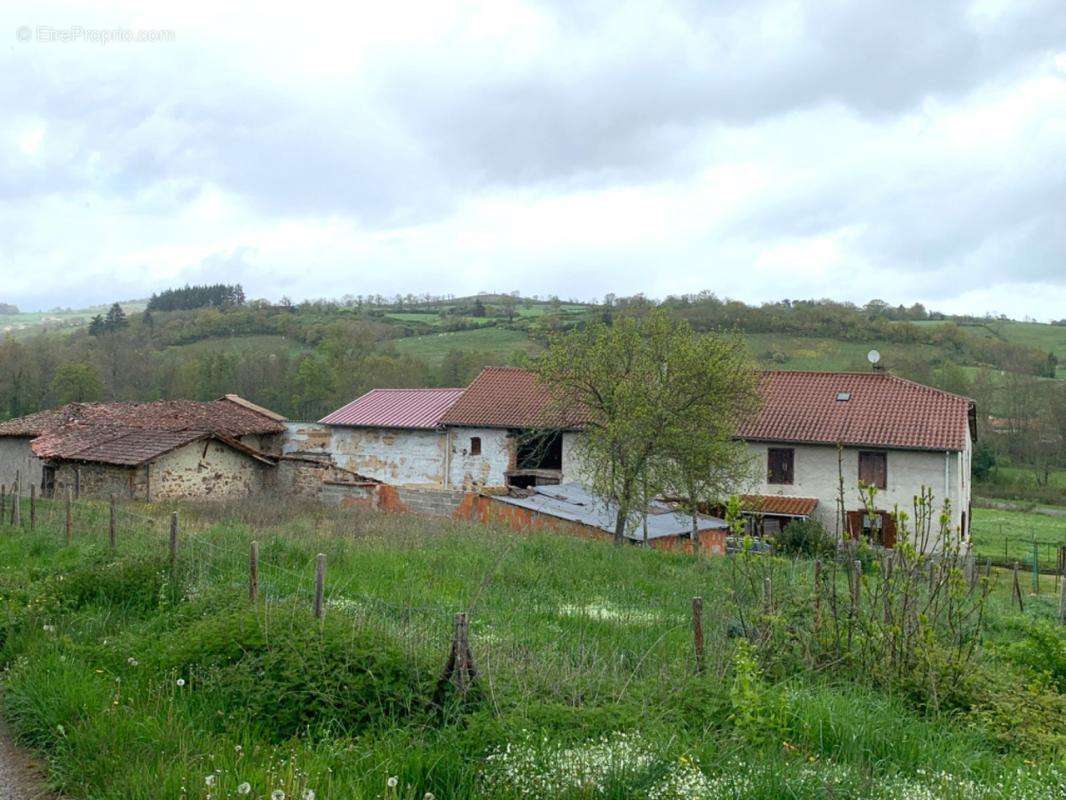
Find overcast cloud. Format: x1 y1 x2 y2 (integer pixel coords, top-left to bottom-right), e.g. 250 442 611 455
1 0 1064 318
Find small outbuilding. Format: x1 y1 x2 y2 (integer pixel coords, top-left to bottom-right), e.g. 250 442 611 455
465 482 729 555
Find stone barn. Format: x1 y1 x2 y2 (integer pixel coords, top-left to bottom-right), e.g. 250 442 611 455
0 396 285 501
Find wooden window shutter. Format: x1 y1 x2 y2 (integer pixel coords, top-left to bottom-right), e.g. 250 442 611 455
858 451 887 490
767 448 794 485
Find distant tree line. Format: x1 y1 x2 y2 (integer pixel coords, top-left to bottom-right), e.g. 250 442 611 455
147 283 246 312
0 303 19 315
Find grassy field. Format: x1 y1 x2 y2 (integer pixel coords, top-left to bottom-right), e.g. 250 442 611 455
0 496 1062 800
912 320 1066 377
390 326 543 366
0 301 147 338
970 506 1066 569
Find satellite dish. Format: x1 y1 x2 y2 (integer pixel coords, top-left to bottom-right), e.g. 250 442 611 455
867 349 881 365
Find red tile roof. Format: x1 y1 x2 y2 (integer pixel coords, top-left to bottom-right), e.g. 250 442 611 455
31 425 277 467
319 388 465 429
0 398 285 439
738 371 974 451
740 494 819 517
438 367 586 429
440 368 973 450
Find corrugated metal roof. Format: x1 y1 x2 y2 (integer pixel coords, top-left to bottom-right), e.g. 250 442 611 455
319 388 465 429
490 483 728 541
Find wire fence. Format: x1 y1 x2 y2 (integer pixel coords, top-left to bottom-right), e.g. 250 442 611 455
2 483 1063 713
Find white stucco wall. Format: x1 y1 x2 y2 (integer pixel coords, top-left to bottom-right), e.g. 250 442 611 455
332 426 448 486
0 437 43 493
745 439 971 549
447 427 512 488
561 432 588 485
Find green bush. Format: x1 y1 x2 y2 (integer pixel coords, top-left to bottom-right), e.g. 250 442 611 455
46 557 169 613
156 607 430 740
773 518 834 558
1004 620 1066 692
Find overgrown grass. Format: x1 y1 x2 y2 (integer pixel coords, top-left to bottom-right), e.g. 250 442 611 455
970 506 1066 569
0 496 1062 799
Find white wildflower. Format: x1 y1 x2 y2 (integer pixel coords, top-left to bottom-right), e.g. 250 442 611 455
387 776 398 788
126 657 138 667
56 724 65 736
204 774 216 787
302 790 315 800
271 790 285 800
42 624 55 633
176 678 186 687
237 783 251 795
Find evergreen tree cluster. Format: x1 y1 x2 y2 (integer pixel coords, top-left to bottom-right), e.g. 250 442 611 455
147 283 246 312
88 303 129 336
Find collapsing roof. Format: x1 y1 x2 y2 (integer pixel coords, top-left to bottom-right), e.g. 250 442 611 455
31 426 276 467
490 483 728 542
0 395 284 469
319 388 465 429
0 396 286 439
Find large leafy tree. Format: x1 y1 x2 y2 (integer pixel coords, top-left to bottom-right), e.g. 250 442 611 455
535 310 761 544
49 362 103 404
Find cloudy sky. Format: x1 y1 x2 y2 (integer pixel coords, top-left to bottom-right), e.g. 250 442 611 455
2 1 1064 318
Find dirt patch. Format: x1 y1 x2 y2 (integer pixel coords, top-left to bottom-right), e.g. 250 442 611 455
0 720 56 800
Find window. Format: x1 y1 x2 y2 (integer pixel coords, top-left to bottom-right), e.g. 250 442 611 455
767 448 794 485
858 451 887 489
469 436 481 456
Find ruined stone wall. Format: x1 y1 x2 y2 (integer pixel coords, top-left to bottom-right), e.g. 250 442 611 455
149 440 267 501
54 462 143 500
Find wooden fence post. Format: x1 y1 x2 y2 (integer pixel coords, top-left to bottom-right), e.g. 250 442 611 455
1059 558 1065 624
763 576 773 615
432 611 479 706
1011 562 1024 612
74 467 80 500
29 485 36 530
812 560 822 626
169 513 179 578
64 489 72 545
11 474 20 527
851 559 862 608
314 553 326 619
1 483 5 522
108 495 116 550
249 541 259 603
691 596 704 674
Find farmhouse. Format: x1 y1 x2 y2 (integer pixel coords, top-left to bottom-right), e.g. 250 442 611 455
0 396 285 501
737 371 975 545
316 367 975 549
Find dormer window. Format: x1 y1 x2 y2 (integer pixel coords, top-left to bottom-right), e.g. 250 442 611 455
836 392 851 402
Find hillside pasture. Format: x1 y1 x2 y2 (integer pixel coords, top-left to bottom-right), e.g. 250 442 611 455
0 496 1061 800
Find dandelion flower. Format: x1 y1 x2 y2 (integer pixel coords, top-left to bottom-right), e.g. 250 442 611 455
387 776 398 788
127 657 138 667
237 783 251 795
271 790 286 800
302 790 315 800
424 793 435 800
42 624 55 633
205 774 216 787
176 678 186 687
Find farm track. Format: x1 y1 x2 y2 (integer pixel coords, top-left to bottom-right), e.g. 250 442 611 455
0 720 55 800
